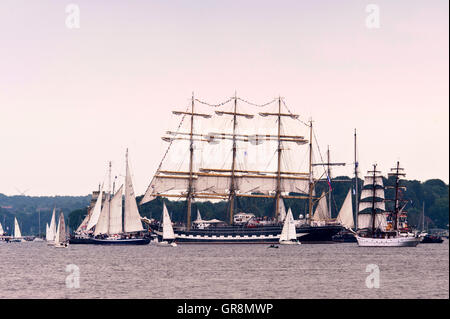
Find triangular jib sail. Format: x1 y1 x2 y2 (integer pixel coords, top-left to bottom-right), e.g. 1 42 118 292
124 151 144 233
47 208 57 241
86 184 104 231
162 203 175 240
280 208 296 242
312 191 328 221
336 189 354 229
55 212 66 245
14 217 22 238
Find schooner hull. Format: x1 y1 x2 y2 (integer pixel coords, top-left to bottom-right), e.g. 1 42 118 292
356 235 420 247
68 237 95 244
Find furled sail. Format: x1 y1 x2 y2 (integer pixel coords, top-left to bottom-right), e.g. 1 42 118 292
279 207 296 242
94 193 111 236
86 184 104 231
124 159 144 233
336 189 354 229
312 192 328 221
162 203 175 240
14 217 22 238
277 198 287 222
108 185 123 235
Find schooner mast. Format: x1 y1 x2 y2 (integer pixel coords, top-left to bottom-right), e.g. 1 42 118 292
354 129 359 229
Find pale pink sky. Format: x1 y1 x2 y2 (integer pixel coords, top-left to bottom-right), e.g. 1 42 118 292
0 0 448 195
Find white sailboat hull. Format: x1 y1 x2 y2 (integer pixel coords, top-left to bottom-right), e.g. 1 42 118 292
356 235 420 247
54 242 69 248
156 241 177 247
279 240 300 245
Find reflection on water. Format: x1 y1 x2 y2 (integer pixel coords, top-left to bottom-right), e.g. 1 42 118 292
0 240 448 299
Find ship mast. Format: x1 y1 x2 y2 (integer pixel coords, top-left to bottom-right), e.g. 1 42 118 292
141 95 311 225
370 164 377 234
308 120 314 223
228 93 238 225
107 161 112 235
387 161 406 232
354 129 359 230
187 93 195 230
275 97 282 220
312 146 346 219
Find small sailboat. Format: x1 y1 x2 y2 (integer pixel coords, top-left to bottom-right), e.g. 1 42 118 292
54 212 69 248
10 217 26 242
279 208 300 245
0 222 4 236
156 203 177 247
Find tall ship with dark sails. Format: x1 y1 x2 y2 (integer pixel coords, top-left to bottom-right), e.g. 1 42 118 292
355 162 420 247
140 94 344 243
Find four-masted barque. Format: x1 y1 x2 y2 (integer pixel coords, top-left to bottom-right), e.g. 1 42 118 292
140 94 344 243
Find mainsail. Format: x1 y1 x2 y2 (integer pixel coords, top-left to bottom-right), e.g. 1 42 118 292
124 151 144 233
94 193 111 236
86 184 104 231
336 189 354 229
357 166 387 231
279 207 296 242
55 212 66 245
108 185 124 235
0 222 4 236
14 217 22 238
162 203 175 240
48 208 56 241
312 191 329 221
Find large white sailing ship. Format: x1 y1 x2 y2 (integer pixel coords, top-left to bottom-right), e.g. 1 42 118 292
141 94 344 244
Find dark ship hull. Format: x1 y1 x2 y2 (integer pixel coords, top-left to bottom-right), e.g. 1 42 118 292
91 238 150 245
151 224 343 244
421 235 444 244
332 230 357 243
69 235 95 244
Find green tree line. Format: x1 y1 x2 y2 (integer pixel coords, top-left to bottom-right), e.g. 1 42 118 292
1 177 448 235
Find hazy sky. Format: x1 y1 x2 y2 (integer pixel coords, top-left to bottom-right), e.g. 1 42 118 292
0 0 448 196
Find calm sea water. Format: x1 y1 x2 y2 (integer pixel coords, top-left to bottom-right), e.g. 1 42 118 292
0 240 448 299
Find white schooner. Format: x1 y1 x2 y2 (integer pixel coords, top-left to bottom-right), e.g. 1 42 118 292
70 150 149 245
